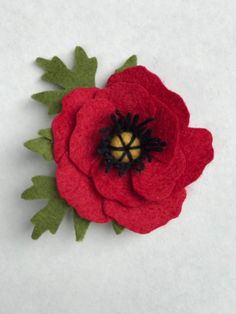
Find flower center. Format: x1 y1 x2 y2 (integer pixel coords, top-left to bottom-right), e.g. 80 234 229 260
110 131 141 163
98 110 166 176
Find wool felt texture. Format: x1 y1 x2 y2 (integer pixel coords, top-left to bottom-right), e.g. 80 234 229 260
115 55 137 73
38 128 53 140
73 211 90 241
112 221 125 235
132 148 186 202
22 176 69 239
24 128 54 160
22 176 92 240
21 176 58 200
32 46 97 114
52 65 214 233
97 87 179 164
69 98 116 175
24 137 53 161
174 127 214 191
32 90 66 114
31 198 69 240
52 88 98 163
91 161 149 208
24 49 140 240
56 154 109 223
107 66 190 130
104 189 187 234
36 47 97 89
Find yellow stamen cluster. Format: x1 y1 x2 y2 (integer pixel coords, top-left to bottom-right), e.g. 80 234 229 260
110 132 141 163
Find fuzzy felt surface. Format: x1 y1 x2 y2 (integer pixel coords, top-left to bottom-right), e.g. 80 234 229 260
56 154 109 223
69 98 115 175
112 221 125 234
38 128 53 140
115 55 137 73
24 137 53 160
31 198 69 239
22 175 93 240
24 128 54 160
32 90 66 115
92 162 148 207
96 82 156 121
73 210 90 241
36 47 97 89
32 46 97 114
104 189 187 234
107 65 190 130
174 128 214 191
21 176 58 200
150 99 178 163
52 65 214 234
52 88 98 163
22 176 70 239
132 148 186 201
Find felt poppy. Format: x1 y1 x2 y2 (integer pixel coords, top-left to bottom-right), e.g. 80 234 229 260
52 66 214 234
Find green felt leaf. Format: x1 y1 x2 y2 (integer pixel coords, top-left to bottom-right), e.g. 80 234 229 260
31 90 66 114
31 198 70 239
22 176 71 240
73 46 97 87
38 128 53 140
21 176 59 200
32 46 97 114
36 56 80 89
112 221 125 235
115 55 137 73
24 137 53 160
73 211 90 241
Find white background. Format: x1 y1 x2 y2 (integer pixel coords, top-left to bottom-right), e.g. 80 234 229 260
0 1 235 313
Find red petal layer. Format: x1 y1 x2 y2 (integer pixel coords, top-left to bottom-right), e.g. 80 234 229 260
56 154 109 223
132 149 186 201
107 66 189 130
69 98 115 175
104 189 187 234
92 161 148 207
52 88 98 162
96 82 156 120
151 99 179 163
175 128 214 190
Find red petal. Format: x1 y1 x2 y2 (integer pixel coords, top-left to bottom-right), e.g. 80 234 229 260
96 82 156 120
52 88 98 162
92 161 148 207
107 66 189 130
69 98 115 175
175 128 214 190
132 149 186 201
151 99 179 163
104 189 187 234
56 154 109 223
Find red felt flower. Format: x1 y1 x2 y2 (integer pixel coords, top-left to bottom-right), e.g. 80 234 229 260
52 66 214 234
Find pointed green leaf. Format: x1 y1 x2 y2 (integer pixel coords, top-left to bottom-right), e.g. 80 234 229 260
112 221 125 235
115 55 137 73
33 46 98 114
21 176 58 200
32 90 66 114
36 56 79 89
38 128 53 140
24 137 53 160
73 46 97 87
31 198 70 239
73 211 90 241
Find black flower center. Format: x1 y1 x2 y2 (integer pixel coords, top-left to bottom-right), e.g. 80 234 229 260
98 111 166 176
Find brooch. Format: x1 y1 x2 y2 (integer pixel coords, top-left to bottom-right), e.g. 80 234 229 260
22 46 214 240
